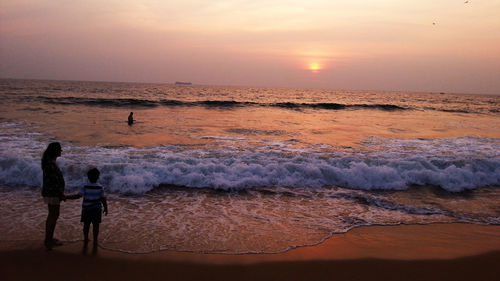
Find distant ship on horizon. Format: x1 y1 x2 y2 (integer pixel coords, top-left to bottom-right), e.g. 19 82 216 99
175 81 192 85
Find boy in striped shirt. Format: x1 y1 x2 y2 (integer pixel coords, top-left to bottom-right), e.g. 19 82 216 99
67 168 108 247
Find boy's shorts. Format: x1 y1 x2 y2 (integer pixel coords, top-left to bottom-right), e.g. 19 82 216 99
81 207 102 224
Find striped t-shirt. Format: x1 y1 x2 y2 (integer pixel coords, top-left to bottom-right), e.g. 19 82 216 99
78 184 105 210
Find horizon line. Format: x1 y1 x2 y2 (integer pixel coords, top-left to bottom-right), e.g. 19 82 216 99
0 77 497 96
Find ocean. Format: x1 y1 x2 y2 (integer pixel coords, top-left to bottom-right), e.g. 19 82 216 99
0 79 499 254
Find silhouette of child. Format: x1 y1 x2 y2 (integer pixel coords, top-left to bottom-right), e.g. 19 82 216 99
66 168 108 248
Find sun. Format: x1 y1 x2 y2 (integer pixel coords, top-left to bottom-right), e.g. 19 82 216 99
308 62 321 73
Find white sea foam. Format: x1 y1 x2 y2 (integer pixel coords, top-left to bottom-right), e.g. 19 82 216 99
2 184 496 254
1 123 498 254
0 127 498 193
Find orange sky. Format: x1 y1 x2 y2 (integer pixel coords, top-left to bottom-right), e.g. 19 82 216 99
1 0 499 94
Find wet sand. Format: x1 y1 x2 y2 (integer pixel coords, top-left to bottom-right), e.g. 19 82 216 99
1 223 499 281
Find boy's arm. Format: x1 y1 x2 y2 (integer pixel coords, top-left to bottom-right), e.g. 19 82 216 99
101 197 108 215
66 187 84 200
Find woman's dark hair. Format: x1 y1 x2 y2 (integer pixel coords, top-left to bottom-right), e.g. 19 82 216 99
41 142 62 169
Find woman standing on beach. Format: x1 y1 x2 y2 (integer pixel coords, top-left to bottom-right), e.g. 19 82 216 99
41 142 65 250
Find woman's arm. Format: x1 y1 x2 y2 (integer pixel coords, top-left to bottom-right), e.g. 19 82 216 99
64 194 82 200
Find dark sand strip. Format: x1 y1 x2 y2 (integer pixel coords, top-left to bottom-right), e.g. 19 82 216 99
1 223 499 281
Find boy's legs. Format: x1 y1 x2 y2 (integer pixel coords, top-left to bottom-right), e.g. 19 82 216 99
93 223 100 246
83 222 91 243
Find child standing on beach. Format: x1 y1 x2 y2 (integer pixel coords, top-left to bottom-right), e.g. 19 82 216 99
67 168 108 247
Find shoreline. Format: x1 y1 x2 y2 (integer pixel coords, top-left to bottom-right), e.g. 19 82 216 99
2 223 500 281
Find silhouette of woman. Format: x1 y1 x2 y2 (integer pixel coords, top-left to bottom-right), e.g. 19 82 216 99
41 142 65 250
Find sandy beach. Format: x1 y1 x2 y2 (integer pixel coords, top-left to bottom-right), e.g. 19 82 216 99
1 223 499 281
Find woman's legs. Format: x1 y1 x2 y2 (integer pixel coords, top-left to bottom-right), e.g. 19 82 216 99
44 204 60 249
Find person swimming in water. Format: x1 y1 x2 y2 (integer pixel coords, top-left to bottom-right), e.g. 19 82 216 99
128 112 134 125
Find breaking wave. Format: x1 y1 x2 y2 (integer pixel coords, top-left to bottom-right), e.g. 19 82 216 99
36 96 408 111
0 133 498 194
